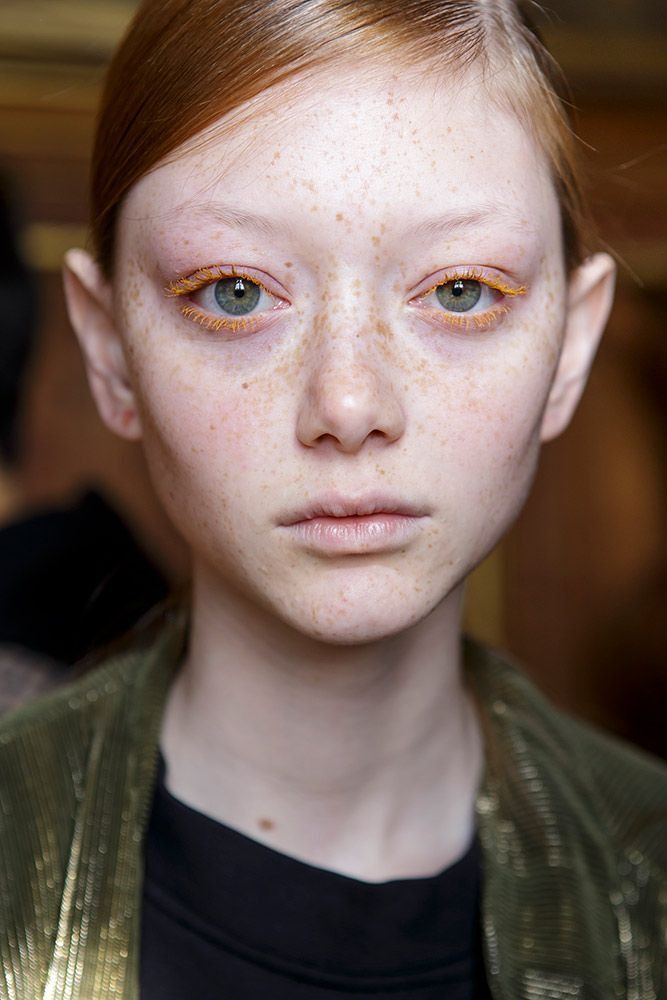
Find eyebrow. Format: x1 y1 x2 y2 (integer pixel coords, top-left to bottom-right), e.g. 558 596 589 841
185 202 284 238
409 204 522 241
183 200 524 243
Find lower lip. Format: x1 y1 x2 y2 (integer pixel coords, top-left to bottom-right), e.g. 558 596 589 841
282 513 423 554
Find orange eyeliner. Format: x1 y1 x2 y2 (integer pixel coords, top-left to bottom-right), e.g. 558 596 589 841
430 304 512 331
165 265 275 300
179 304 263 333
419 268 528 301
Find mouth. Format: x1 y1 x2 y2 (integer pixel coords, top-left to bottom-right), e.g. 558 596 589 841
279 494 428 526
278 494 429 555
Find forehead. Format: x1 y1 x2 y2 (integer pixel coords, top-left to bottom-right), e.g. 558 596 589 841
120 59 559 257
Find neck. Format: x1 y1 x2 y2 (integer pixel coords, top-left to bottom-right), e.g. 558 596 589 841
161 566 483 882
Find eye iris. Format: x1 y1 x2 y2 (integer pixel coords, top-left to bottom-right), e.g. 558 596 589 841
436 279 482 313
214 277 261 316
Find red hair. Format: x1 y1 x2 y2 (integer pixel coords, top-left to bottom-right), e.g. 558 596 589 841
91 0 590 275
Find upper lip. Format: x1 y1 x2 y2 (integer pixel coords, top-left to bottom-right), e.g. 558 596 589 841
279 493 429 525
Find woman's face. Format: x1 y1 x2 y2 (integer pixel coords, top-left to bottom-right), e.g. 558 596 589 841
94 61 605 644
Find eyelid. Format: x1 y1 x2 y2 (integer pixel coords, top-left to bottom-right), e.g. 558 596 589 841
164 264 286 302
414 266 528 302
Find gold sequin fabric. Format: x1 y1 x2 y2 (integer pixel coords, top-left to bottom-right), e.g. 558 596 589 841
0 613 665 998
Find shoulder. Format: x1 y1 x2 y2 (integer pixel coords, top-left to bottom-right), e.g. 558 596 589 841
0 648 144 840
468 639 667 869
0 647 139 750
0 607 185 901
0 603 184 735
0 645 64 714
0 607 185 803
0 609 185 991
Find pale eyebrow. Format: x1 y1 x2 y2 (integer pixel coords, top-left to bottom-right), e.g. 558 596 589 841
409 204 522 242
182 201 527 244
185 202 284 239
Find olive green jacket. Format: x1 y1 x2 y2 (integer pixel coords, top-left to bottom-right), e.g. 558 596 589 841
0 611 666 999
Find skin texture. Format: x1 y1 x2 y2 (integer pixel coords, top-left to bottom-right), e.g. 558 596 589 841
65 60 615 881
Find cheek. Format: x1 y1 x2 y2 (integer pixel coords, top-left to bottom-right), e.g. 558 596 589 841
421 328 562 507
126 338 282 534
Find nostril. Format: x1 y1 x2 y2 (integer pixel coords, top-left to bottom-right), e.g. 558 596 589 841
295 358 406 453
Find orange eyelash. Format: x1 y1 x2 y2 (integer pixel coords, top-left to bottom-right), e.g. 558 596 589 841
419 268 527 301
165 265 273 299
436 304 512 331
179 304 263 333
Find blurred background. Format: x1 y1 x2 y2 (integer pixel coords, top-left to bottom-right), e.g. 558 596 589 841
0 1 665 753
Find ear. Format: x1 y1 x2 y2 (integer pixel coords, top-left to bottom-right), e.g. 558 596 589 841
63 249 142 440
540 252 616 442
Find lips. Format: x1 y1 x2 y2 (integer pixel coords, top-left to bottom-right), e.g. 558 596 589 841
279 494 428 526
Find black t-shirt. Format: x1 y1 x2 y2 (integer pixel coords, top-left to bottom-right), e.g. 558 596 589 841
140 754 492 998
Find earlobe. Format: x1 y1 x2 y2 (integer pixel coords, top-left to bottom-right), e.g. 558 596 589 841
63 248 142 441
540 252 616 442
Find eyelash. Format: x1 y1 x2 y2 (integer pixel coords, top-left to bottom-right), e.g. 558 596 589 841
165 265 528 335
411 268 527 333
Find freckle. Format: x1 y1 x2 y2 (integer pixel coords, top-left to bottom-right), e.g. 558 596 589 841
335 212 344 222
242 382 249 389
284 261 293 268
209 424 216 431
258 817 275 832
372 236 380 246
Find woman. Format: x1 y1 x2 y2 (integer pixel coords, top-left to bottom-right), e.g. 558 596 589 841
1 1 665 997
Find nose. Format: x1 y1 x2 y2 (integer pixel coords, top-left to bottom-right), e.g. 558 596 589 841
295 329 406 454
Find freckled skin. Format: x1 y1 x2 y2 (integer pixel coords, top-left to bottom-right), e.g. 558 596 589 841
112 61 572 647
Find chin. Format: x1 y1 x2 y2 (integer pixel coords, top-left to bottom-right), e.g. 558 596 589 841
292 616 422 647
273 582 447 647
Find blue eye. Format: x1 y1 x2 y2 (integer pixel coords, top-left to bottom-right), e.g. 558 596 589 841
214 277 262 316
436 279 482 313
188 272 279 321
418 276 505 319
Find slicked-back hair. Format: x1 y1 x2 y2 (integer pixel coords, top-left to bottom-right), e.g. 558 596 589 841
91 0 590 276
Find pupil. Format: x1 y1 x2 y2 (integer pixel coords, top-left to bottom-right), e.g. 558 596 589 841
234 279 246 298
452 280 465 297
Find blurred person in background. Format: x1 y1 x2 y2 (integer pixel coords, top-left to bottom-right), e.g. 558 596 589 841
0 173 169 710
